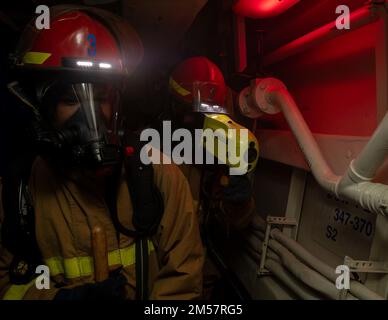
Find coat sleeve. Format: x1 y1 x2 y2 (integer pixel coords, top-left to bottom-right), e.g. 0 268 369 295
150 163 205 300
0 178 59 300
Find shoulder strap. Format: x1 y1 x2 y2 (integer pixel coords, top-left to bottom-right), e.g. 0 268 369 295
105 131 164 300
135 237 149 300
123 132 164 236
106 131 164 238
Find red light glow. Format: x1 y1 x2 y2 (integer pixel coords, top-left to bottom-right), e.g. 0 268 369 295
233 0 300 19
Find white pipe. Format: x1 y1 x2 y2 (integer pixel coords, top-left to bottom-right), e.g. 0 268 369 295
243 234 329 299
337 178 388 216
248 77 388 217
243 230 357 299
268 238 350 299
271 229 384 300
265 259 322 300
269 87 340 193
249 216 383 300
352 111 388 180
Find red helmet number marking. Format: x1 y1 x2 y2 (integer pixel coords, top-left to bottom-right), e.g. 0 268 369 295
87 34 96 57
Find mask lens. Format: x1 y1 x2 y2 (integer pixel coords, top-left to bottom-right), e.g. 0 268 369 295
47 82 121 168
69 83 119 141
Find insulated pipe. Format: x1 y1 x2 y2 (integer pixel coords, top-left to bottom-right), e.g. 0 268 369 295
351 111 388 180
262 5 379 66
242 230 357 300
265 259 322 300
249 215 384 300
271 229 384 300
271 83 388 216
243 227 345 299
268 85 340 194
240 77 388 216
336 179 388 216
268 239 349 300
243 234 327 299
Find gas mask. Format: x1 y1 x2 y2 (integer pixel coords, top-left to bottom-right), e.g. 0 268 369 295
34 82 122 169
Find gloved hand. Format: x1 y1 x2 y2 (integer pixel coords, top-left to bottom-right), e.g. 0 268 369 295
54 272 127 301
221 175 252 204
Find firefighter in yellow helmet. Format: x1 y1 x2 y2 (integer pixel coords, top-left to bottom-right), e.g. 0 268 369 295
0 6 204 300
167 56 258 299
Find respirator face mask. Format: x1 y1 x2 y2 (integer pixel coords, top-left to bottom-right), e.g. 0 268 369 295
37 82 122 169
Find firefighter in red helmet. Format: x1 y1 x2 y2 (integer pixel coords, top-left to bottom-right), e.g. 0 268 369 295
0 6 204 300
169 56 227 112
168 56 229 131
167 56 257 299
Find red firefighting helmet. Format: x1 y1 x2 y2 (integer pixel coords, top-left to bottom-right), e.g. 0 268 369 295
169 56 227 114
12 5 143 82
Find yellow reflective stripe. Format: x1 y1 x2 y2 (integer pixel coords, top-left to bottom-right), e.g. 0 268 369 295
117 240 155 266
22 52 51 64
108 249 122 266
3 278 36 300
169 77 191 96
63 256 94 279
45 240 155 279
46 257 64 276
117 245 135 267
